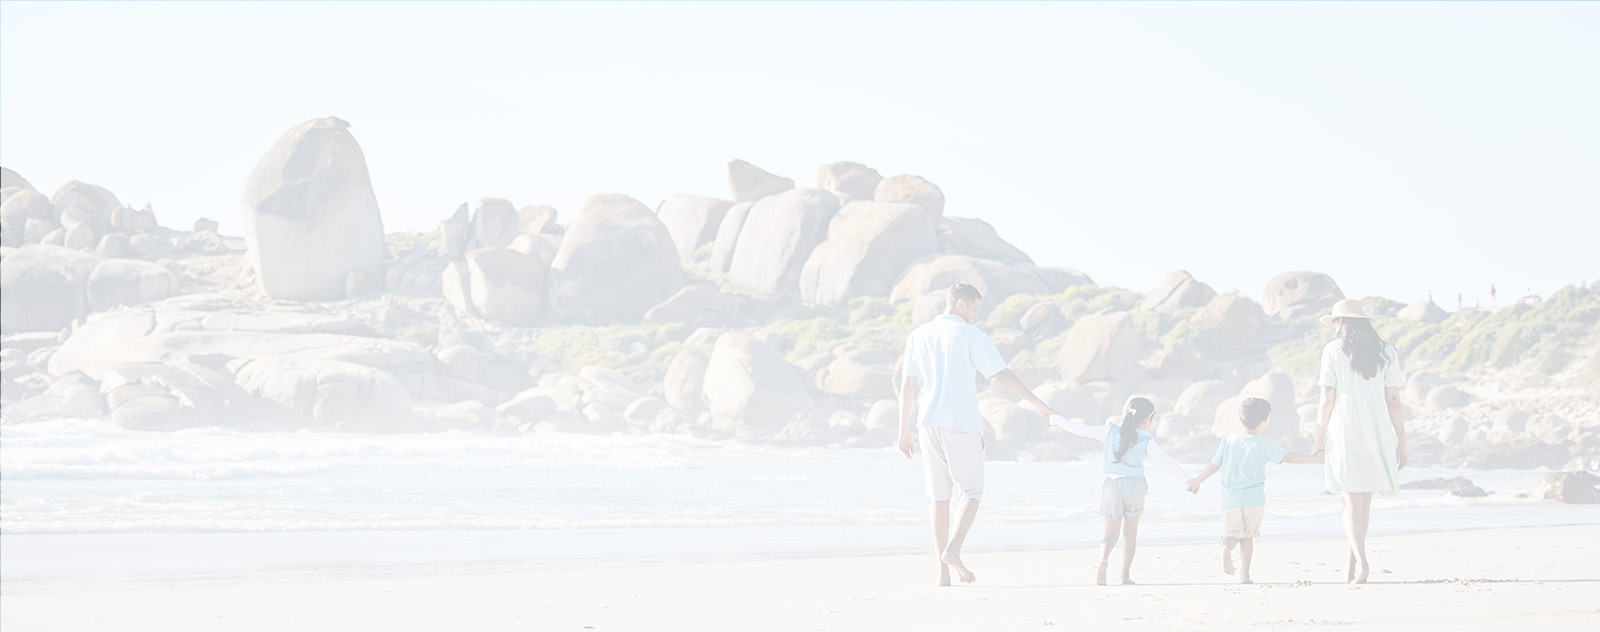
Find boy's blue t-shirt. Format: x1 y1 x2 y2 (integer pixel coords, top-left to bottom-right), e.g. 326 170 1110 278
1211 434 1289 509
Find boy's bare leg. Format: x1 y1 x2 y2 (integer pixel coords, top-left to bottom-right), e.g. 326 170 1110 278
1342 492 1373 584
1221 536 1238 575
939 498 980 584
1238 538 1255 584
1097 518 1119 586
1120 515 1142 584
931 500 951 586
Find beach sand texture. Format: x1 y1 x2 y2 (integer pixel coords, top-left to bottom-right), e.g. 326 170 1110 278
3 524 1596 631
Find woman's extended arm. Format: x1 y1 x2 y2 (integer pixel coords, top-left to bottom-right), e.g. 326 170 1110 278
1147 440 1193 483
1048 415 1108 442
1386 386 1408 469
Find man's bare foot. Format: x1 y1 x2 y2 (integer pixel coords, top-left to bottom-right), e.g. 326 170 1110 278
1222 552 1235 576
937 566 951 587
1120 577 1136 585
1239 575 1253 585
940 550 975 584
1095 562 1108 586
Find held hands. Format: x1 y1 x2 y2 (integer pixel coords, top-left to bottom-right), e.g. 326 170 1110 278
1311 435 1327 458
1185 478 1201 494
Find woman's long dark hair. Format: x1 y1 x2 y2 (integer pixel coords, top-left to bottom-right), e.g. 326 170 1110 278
1112 397 1155 463
1339 317 1390 380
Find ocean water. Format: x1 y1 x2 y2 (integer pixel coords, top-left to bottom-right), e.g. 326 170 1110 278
3 419 1597 584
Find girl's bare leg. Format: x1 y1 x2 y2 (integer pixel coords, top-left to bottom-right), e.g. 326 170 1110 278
1120 515 1142 585
1097 518 1119 586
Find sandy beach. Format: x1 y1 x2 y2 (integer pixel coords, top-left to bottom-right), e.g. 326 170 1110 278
4 524 1596 631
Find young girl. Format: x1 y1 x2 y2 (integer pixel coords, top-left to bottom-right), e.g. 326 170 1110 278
1050 398 1192 585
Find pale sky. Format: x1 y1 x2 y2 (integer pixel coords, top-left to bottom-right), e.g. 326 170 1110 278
3 1 1596 305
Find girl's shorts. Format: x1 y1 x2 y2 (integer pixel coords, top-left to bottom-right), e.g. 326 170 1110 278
1099 476 1148 520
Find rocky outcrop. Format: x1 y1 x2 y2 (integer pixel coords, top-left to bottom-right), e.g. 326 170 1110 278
241 117 387 300
657 194 734 262
816 162 882 202
467 248 546 325
663 349 709 413
1 189 55 247
1531 471 1599 504
1056 312 1142 383
1 167 33 191
1261 271 1343 321
726 188 839 298
873 174 943 217
1188 294 1264 347
1226 373 1297 440
85 259 179 311
702 332 813 438
0 245 102 333
468 198 520 250
936 217 1033 264
799 201 938 307
1141 270 1216 312
708 201 754 272
549 194 683 324
728 159 793 202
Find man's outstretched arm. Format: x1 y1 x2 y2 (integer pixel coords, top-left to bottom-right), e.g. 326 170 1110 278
990 369 1058 420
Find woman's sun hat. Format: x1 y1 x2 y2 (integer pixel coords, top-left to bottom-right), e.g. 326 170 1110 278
1320 298 1375 327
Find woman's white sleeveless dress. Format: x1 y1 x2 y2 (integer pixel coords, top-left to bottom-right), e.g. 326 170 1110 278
1319 341 1404 494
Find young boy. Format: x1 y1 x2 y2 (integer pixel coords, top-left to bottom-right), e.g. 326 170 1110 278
1187 397 1322 584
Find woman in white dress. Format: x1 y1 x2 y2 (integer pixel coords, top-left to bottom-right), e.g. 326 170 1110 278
1311 299 1407 585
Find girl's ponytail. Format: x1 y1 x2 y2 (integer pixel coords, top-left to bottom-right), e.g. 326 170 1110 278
1112 397 1155 463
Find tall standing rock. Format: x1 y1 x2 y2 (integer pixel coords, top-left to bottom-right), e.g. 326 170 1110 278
1262 271 1343 321
549 194 683 324
241 117 386 300
799 201 938 307
657 194 734 262
726 188 840 298
728 159 794 202
708 201 754 272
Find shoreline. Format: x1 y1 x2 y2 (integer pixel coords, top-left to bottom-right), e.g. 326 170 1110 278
3 524 1597 631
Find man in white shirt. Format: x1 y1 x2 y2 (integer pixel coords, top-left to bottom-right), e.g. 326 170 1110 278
898 283 1058 586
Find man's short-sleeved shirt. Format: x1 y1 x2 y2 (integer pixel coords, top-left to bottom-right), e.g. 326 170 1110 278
1210 434 1289 509
901 314 1007 436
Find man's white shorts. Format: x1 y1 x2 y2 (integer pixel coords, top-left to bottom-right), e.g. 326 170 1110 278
920 426 984 502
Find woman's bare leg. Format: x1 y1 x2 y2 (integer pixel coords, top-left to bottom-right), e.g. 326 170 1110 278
1343 492 1373 584
1120 515 1142 584
1097 518 1119 586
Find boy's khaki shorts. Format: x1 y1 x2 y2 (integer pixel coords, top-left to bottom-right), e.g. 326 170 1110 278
1224 506 1265 539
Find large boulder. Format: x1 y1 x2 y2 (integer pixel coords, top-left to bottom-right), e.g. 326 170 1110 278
468 198 520 249
1188 294 1264 347
728 159 794 202
708 201 754 272
642 284 739 325
657 194 734 262
1261 271 1343 321
936 217 1033 264
798 201 938 307
0 245 103 333
241 117 387 300
890 255 1055 308
441 260 479 318
1 370 103 423
1 167 33 191
518 205 558 235
1171 380 1237 432
1397 299 1448 323
467 248 546 325
663 348 709 413
981 398 1047 448
873 174 944 217
1531 471 1599 504
1230 373 1298 440
1141 270 1216 312
1056 312 1142 383
85 259 180 311
702 332 813 438
814 348 896 399
726 188 839 298
549 194 683 324
507 232 561 267
1 189 54 247
100 361 269 430
816 162 882 201
52 181 120 242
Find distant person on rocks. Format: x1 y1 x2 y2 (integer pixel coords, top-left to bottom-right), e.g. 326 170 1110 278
1188 398 1322 584
1456 293 1463 312
1050 399 1191 586
1489 284 1497 306
897 283 1058 586
1311 299 1407 585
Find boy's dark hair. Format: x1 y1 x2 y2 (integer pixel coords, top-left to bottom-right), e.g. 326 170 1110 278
947 283 982 305
1239 397 1272 429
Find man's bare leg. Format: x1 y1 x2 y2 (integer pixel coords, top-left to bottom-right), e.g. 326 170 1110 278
1238 537 1254 584
1096 518 1119 586
1221 536 1238 576
939 498 980 583
931 500 951 586
1120 515 1141 585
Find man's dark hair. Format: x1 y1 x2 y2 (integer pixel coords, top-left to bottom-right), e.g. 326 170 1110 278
947 283 982 305
1239 397 1272 429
